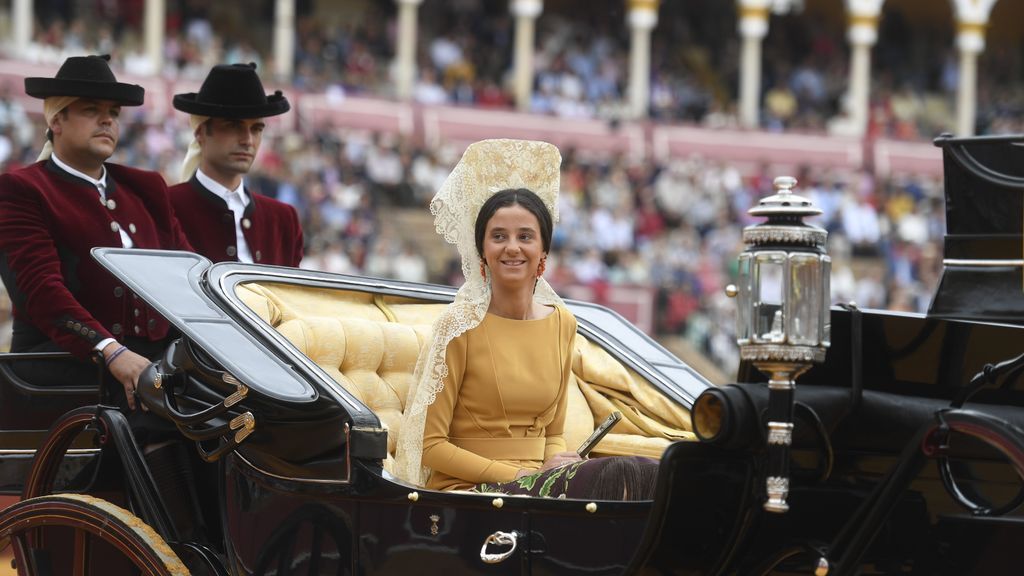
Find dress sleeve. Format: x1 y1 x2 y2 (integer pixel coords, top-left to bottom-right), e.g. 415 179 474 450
421 333 521 484
543 307 576 459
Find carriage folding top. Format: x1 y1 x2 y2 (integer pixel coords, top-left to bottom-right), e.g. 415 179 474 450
1 134 1023 575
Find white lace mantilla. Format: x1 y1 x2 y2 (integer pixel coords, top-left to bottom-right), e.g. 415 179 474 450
393 139 565 486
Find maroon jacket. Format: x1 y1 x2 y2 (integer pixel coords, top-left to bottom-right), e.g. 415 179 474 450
0 160 193 359
167 177 303 267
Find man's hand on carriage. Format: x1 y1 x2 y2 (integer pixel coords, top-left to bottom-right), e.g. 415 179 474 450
103 342 150 411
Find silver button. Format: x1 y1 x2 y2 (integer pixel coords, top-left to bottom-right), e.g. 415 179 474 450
133 308 140 317
242 218 251 229
79 327 89 336
112 323 122 335
88 330 96 339
147 319 156 330
106 199 117 210
113 286 124 297
134 325 141 335
226 246 237 257
129 223 137 234
110 222 120 233
73 322 82 331
255 250 262 261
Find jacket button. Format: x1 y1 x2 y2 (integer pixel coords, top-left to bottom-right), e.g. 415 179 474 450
106 199 117 210
79 327 89 336
110 222 120 233
73 322 82 331
255 250 262 261
134 308 140 317
88 330 96 339
134 325 141 335
113 286 124 297
129 223 137 234
147 318 156 330
226 246 237 257
65 320 74 328
242 218 251 229
112 323 122 335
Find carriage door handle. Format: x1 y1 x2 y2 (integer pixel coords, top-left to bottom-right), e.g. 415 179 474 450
480 530 519 564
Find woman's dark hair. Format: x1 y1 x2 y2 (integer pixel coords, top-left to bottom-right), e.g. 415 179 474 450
475 188 553 257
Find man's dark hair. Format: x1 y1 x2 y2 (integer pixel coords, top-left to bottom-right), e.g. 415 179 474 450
475 188 553 257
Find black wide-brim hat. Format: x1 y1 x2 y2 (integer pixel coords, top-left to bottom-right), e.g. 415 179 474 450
24 54 144 105
173 63 290 119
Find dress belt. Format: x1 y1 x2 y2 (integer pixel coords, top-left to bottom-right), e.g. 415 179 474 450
452 437 546 461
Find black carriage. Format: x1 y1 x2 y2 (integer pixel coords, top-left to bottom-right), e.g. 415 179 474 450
1 134 1023 575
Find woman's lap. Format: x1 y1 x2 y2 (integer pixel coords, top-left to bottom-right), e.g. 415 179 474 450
475 456 658 500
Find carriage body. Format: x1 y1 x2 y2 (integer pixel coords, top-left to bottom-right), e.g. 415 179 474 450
2 134 1024 575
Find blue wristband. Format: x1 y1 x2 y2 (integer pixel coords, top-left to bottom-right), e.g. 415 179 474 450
105 345 129 367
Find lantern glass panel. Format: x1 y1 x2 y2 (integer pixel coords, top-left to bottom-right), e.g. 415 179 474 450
737 254 752 343
821 255 832 345
753 252 787 343
787 253 822 345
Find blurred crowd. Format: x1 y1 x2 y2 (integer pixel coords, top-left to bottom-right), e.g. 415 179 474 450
8 0 1023 139
0 87 945 373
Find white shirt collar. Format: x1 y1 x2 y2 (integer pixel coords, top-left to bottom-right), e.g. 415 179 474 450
196 169 249 208
51 152 107 192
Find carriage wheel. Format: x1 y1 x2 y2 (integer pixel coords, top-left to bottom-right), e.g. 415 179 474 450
0 493 188 576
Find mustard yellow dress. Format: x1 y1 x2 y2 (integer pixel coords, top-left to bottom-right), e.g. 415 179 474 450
422 305 577 491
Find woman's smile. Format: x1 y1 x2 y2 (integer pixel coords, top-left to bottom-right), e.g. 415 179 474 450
483 204 546 286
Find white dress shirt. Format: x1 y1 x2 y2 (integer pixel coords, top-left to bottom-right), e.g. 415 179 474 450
196 169 253 263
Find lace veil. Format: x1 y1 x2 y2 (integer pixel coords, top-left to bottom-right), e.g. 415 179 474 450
393 139 565 486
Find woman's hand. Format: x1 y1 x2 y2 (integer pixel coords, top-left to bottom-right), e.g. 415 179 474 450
540 451 582 472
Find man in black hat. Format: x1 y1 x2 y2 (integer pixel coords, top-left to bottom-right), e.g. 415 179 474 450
169 63 303 267
0 55 192 412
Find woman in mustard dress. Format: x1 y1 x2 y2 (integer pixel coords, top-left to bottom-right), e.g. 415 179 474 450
395 139 656 499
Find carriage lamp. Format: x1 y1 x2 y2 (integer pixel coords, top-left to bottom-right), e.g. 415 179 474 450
726 176 831 513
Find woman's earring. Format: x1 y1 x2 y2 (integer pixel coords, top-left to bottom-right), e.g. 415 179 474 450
536 257 547 278
480 261 487 280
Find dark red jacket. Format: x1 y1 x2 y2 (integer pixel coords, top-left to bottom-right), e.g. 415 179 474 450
167 177 303 267
0 160 193 358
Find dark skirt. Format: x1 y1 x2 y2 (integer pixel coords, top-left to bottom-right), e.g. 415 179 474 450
476 456 659 500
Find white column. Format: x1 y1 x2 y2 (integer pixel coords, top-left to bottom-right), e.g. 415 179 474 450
954 37 978 136
627 0 659 119
395 0 423 100
950 0 997 136
12 0 32 57
144 0 165 75
737 0 770 129
844 1 883 137
273 0 296 82
511 0 543 112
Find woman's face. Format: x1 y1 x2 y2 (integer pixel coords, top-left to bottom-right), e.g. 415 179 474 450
482 204 546 288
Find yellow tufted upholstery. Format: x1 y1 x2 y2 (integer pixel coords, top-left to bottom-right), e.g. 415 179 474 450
238 282 695 476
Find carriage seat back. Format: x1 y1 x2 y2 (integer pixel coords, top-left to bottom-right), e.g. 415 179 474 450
236 282 691 476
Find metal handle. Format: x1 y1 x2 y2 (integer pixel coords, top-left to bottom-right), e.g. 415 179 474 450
480 531 518 564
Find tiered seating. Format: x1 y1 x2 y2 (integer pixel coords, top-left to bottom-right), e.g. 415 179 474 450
236 281 694 480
